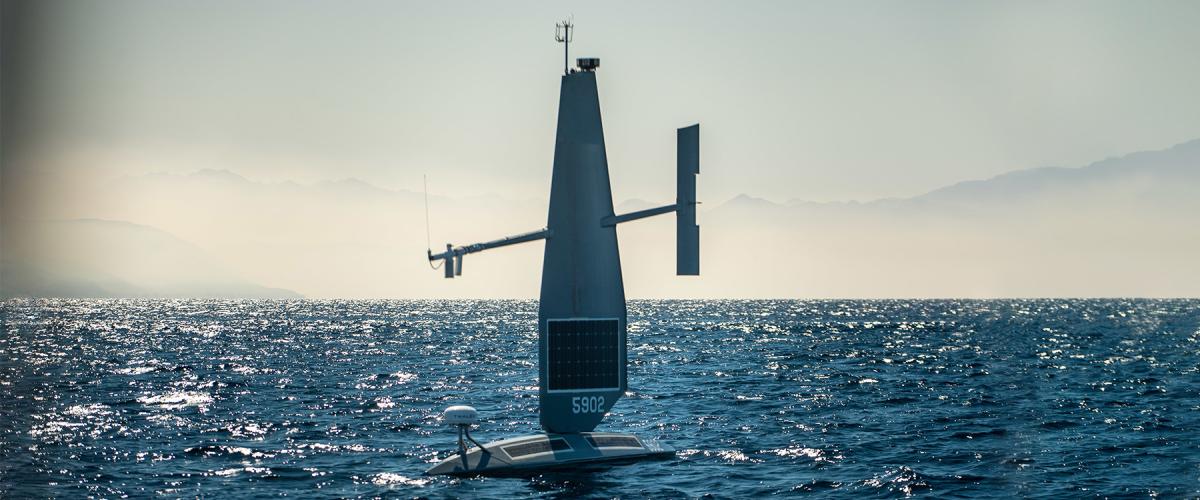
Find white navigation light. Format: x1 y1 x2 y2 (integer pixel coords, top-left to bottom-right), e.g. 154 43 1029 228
443 405 478 426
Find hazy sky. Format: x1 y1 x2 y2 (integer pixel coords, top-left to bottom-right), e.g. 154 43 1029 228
10 0 1200 203
3 1 1199 299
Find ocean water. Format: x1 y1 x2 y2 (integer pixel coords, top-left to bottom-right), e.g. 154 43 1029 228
2 299 1199 498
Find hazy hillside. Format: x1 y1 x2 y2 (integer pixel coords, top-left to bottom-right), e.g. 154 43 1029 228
1 218 300 298
707 139 1200 298
910 138 1200 211
3 140 1197 298
82 169 550 298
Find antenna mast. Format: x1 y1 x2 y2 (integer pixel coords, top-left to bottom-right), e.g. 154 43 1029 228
554 17 573 75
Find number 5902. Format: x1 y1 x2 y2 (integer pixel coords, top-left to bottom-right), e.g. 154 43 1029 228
571 396 605 414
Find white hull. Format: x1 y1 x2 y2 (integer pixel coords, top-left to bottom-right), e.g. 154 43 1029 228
424 432 673 476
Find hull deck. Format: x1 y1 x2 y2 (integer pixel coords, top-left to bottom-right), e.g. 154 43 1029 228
425 432 674 476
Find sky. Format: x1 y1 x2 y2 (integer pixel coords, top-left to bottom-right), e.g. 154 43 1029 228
2 1 1199 298
7 0 1200 203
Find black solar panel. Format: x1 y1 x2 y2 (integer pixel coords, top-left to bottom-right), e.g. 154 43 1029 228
547 318 620 391
502 438 570 458
586 435 642 449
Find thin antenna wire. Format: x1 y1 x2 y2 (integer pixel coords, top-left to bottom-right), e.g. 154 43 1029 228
423 174 432 251
424 174 443 270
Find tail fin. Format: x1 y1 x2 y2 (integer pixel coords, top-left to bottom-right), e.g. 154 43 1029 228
676 124 700 276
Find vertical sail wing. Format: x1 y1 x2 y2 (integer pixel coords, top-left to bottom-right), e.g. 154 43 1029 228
677 124 700 276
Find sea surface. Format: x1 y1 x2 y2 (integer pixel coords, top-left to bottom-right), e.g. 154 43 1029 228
2 299 1199 498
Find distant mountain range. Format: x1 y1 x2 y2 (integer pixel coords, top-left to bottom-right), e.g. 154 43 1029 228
2 139 1197 298
2 219 301 298
699 139 1199 298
